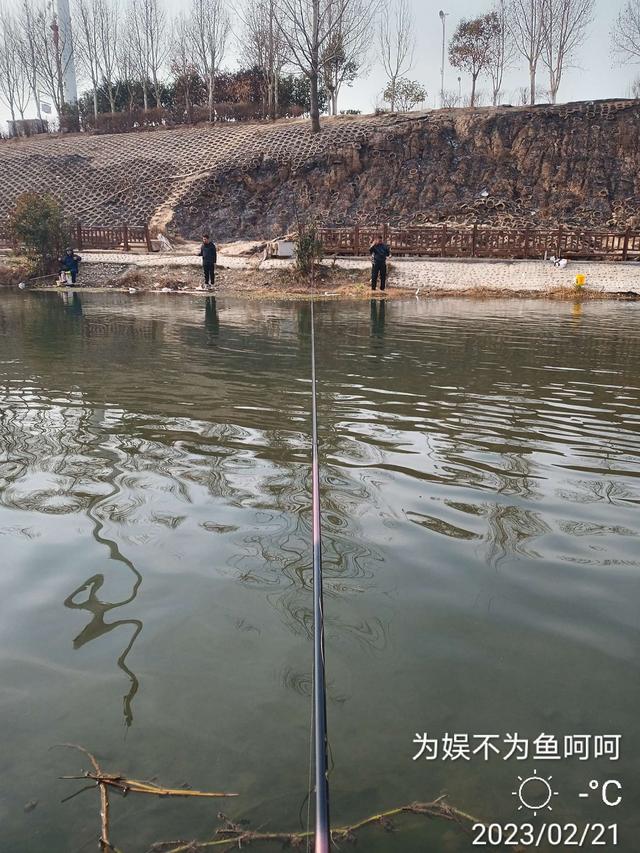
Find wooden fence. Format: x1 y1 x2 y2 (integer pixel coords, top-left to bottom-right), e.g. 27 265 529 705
0 221 153 252
74 223 153 252
319 225 640 261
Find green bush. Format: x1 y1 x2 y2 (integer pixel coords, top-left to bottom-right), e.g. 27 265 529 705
9 193 70 276
295 221 323 275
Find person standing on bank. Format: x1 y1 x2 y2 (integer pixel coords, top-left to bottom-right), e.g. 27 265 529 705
199 234 217 290
369 234 390 291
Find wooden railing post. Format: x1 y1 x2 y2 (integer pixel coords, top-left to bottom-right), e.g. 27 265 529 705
76 222 83 250
354 225 359 256
556 225 563 258
123 223 130 252
440 225 447 257
524 228 530 258
622 227 630 262
144 223 152 253
472 223 478 258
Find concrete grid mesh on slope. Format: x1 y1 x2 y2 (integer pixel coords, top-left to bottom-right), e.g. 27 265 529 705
0 114 401 228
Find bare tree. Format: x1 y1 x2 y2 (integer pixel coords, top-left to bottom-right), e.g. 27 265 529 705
126 0 166 109
441 88 460 107
277 0 374 132
612 0 640 65
74 0 101 118
171 12 199 121
18 0 42 119
239 0 287 118
508 0 545 104
0 7 31 123
379 0 415 111
96 0 119 111
116 29 138 110
32 2 72 116
487 0 514 105
189 0 230 122
541 0 593 103
124 0 149 108
321 0 371 115
449 13 500 107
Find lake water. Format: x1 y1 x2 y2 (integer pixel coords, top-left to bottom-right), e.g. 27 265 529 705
1 291 639 852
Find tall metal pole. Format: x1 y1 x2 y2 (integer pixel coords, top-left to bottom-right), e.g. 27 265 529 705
310 300 330 853
439 10 447 109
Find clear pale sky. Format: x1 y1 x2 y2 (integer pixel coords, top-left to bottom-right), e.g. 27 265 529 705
1 0 638 128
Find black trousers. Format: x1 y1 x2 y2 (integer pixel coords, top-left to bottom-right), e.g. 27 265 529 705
203 262 215 287
371 261 386 290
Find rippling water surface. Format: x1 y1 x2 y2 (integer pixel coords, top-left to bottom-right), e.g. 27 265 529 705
0 291 639 851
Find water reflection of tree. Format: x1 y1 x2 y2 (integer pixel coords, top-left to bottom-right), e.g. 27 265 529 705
64 571 142 727
68 430 145 728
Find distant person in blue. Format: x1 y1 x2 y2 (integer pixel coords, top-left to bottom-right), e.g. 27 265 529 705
369 234 390 291
59 248 82 284
199 234 217 290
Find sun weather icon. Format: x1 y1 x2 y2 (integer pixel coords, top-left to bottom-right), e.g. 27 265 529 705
512 770 559 816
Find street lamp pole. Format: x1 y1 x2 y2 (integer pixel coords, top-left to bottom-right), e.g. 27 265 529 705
439 10 448 109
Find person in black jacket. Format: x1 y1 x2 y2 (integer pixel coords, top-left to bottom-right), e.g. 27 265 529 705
59 248 82 284
369 235 390 291
198 234 217 290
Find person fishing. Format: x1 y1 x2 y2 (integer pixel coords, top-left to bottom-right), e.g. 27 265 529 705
369 234 390 291
198 234 217 290
59 247 82 284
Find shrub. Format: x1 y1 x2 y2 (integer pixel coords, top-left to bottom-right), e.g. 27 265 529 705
8 193 70 275
295 221 323 275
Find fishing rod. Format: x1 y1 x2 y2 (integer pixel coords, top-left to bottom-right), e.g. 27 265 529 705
310 299 330 853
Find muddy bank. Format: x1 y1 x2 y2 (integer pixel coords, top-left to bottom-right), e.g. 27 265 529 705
10 252 636 301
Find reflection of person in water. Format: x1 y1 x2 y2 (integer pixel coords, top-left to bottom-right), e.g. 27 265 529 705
205 296 219 340
64 571 142 727
370 297 386 338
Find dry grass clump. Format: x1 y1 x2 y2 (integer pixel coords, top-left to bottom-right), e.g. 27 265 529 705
0 257 30 286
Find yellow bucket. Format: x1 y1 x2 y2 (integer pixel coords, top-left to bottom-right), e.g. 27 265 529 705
575 273 586 287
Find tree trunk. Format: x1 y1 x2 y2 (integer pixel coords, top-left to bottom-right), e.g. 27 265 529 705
143 81 148 111
310 0 321 132
529 64 536 105
93 86 98 118
471 74 478 107
310 69 321 133
209 71 214 122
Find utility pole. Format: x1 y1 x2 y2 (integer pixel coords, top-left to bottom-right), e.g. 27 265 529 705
439 10 448 109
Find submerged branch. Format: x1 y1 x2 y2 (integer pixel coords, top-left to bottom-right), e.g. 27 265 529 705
58 745 524 853
152 797 485 852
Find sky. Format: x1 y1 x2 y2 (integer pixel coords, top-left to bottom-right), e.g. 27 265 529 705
1 0 639 129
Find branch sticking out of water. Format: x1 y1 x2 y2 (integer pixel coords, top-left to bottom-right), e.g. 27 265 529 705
55 744 238 852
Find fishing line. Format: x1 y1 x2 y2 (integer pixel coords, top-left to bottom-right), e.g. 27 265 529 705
310 298 331 853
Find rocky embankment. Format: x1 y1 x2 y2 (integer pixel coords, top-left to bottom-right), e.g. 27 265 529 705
1 100 639 241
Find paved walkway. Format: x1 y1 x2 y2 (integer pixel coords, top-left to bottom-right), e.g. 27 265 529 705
81 251 640 294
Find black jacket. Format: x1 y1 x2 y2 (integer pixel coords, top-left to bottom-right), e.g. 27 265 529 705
60 252 81 273
370 241 390 264
199 242 217 265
